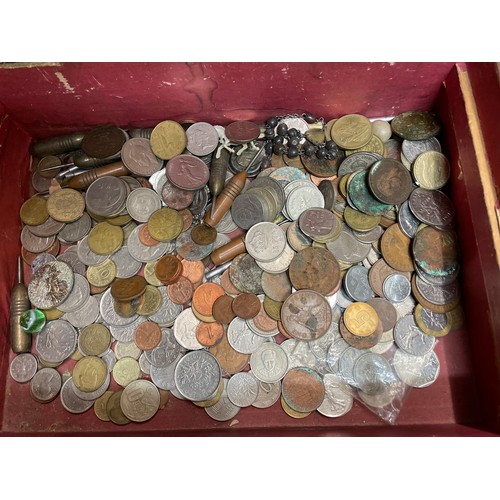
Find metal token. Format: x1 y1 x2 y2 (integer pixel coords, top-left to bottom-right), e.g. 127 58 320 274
391 111 440 140
392 348 440 388
286 220 313 252
383 274 411 303
175 226 214 261
394 315 436 356
100 288 138 327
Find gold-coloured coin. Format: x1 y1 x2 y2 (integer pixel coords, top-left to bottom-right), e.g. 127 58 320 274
79 323 112 356
150 120 187 160
305 128 326 145
112 357 141 387
94 390 114 422
344 302 379 337
412 150 450 190
43 307 64 320
325 119 337 140
311 241 326 249
147 208 183 242
20 196 49 226
346 134 385 156
86 259 117 287
263 295 282 321
144 260 163 286
122 221 138 241
159 389 170 409
338 175 349 198
281 396 311 419
46 188 85 223
331 114 372 150
414 304 452 338
73 356 107 392
193 379 224 408
71 349 84 361
87 222 124 255
106 213 133 226
106 390 130 425
344 206 381 232
137 285 163 316
38 359 63 369
448 304 465 331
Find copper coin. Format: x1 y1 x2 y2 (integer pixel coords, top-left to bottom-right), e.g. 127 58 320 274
220 269 242 296
368 258 412 298
380 224 414 272
155 255 183 285
212 295 236 324
318 179 337 211
167 276 193 305
231 293 261 319
413 226 459 277
191 223 217 245
114 297 140 318
224 121 261 143
195 322 225 347
192 282 225 317
165 154 210 191
391 111 440 141
209 332 249 375
301 152 343 178
161 179 195 210
138 224 160 247
178 209 193 232
22 239 60 266
288 247 340 296
110 275 147 302
367 297 398 332
134 321 162 350
261 271 292 303
81 125 126 159
121 138 163 177
282 367 325 413
339 316 382 349
180 259 205 284
368 159 413 205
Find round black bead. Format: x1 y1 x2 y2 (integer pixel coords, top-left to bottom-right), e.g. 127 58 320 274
316 148 327 159
288 137 300 147
276 123 288 136
264 142 274 155
288 128 299 138
304 112 316 124
273 144 285 155
264 128 275 139
325 140 337 150
266 117 278 128
304 144 316 156
287 146 299 158
273 135 284 145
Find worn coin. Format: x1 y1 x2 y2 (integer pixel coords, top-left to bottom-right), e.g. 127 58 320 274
344 265 374 302
166 154 210 191
285 184 325 221
58 273 90 313
380 223 414 272
60 377 97 413
252 379 282 409
339 316 382 349
227 316 267 354
106 390 131 425
121 137 163 176
87 222 123 256
20 195 49 226
282 367 325 413
79 323 112 357
9 353 38 383
412 150 450 190
204 378 241 421
94 391 114 421
250 342 288 383
28 261 74 309
229 253 264 294
317 374 353 417
86 259 117 288
30 367 62 403
21 227 56 253
367 297 398 332
326 226 371 264
73 355 107 393
368 158 413 205
331 114 372 149
245 222 286 263
27 216 66 238
126 188 162 223
227 371 259 407
394 315 436 356
112 356 141 387
408 188 455 227
120 379 161 422
402 137 441 163
391 111 440 140
47 188 85 223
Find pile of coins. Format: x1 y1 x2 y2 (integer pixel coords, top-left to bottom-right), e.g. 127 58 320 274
9 111 463 425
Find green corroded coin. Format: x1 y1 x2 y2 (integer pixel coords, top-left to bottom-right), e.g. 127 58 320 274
391 111 440 141
19 308 46 333
348 170 393 216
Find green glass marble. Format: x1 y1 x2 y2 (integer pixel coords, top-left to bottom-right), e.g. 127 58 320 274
19 309 46 334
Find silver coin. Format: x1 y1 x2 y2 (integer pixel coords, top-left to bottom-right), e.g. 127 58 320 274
369 340 395 355
110 315 146 343
111 245 143 279
60 377 95 413
336 287 354 309
394 315 436 356
415 276 459 306
173 308 204 350
149 168 167 195
170 386 187 400
32 253 57 274
150 354 182 391
139 352 152 375
392 348 440 388
393 295 417 319
57 248 87 275
20 226 55 253
28 261 74 309
214 205 239 234
326 226 371 264
126 188 162 223
100 288 138 326
147 286 182 327
419 308 449 332
115 341 142 360
357 378 406 408
338 347 369 387
121 379 161 422
127 224 172 263
174 350 221 401
409 188 455 227
30 367 62 403
227 317 267 354
71 371 111 401
26 217 66 238
338 151 382 177
145 328 184 368
310 320 341 363
256 242 295 274
186 122 219 156
276 116 309 137
317 374 354 417
251 379 282 409
280 338 317 371
352 225 384 244
227 371 259 407
62 295 99 328
85 176 128 217
398 200 420 238
383 274 411 303
245 222 286 263
344 265 375 302
285 184 325 221
77 235 109 266
286 220 313 252
58 211 92 243
101 349 116 372
205 378 240 422
36 319 78 363
9 353 38 383
58 273 90 313
353 352 397 395
326 338 351 374
402 137 441 164
250 342 288 383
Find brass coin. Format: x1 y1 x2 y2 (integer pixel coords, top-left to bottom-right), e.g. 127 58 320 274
331 114 372 149
20 196 49 226
86 259 117 288
380 223 414 272
325 119 337 140
150 120 187 160
280 396 311 419
37 155 62 178
106 213 133 227
79 324 112 356
94 390 114 422
73 356 107 392
46 188 85 223
112 357 141 387
87 222 124 255
71 349 84 361
304 128 326 145
263 295 282 321
136 285 163 316
448 304 465 331
412 150 450 190
159 389 170 409
114 298 140 318
144 260 163 286
43 307 64 321
346 134 385 156
344 302 379 337
191 223 217 245
344 206 381 232
391 111 440 141
414 303 452 337
147 208 183 242
106 390 130 425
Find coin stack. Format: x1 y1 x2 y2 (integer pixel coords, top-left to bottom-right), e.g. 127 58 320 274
9 110 463 426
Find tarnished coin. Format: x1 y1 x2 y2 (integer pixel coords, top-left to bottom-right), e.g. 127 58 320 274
252 379 282 409
148 286 183 327
77 235 109 266
367 297 398 332
155 254 183 285
339 316 382 350
331 114 372 149
415 276 459 307
161 179 195 210
126 188 162 223
412 150 450 190
344 302 379 337
212 295 236 324
150 120 187 160
281 290 332 341
326 226 372 264
338 151 382 177
380 223 414 272
58 273 90 313
111 245 142 279
250 342 288 383
121 379 161 422
87 222 124 255
225 121 261 143
81 125 126 158
21 227 55 253
20 195 49 226
30 367 62 403
47 188 85 223
111 275 147 302
281 396 311 419
204 378 240 421
348 169 393 216
402 137 441 163
261 271 292 303
282 367 325 413
73 355 107 393
27 216 66 238
86 177 128 218
9 353 38 383
391 111 440 140
60 377 95 414
392 348 440 388
176 226 214 260
186 122 219 156
28 261 74 309
166 154 210 190
229 253 264 294
106 390 131 425
58 212 91 243
227 371 259 407
368 159 413 205
112 357 141 387
147 207 183 242
383 274 411 303
137 284 164 315
398 200 420 238
409 188 455 228
394 315 436 356
317 374 353 417
300 153 342 178
344 206 380 233
94 391 114 421
121 138 163 176
191 223 217 246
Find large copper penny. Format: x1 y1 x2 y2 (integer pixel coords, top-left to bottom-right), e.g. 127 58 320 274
231 293 261 319
161 179 195 210
192 282 225 317
282 367 325 413
209 332 249 375
180 259 205 285
195 322 225 347
380 224 414 272
288 247 340 296
167 276 193 305
110 275 147 302
81 125 126 159
121 138 163 177
280 289 332 341
261 271 292 303
165 154 210 191
225 121 261 143
212 295 236 324
367 159 413 205
155 255 183 285
134 321 162 351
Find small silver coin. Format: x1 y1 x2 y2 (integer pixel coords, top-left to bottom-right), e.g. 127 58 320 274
173 308 204 350
150 354 182 391
30 367 62 403
227 317 267 354
127 224 172 263
226 371 259 407
280 339 317 371
415 276 459 306
205 378 241 422
338 347 369 387
383 274 411 303
111 245 142 279
9 353 38 383
402 137 441 164
63 295 99 329
145 328 184 368
394 315 436 356
126 188 162 223
285 184 325 221
60 377 95 414
326 226 371 264
245 222 287 263
344 265 375 302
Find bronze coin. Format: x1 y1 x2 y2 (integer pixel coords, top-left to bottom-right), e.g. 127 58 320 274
368 259 412 298
166 276 194 305
298 208 337 240
391 111 440 141
367 297 398 332
161 179 195 210
195 322 225 347
282 367 325 413
37 155 62 179
263 296 282 321
134 321 162 350
165 154 210 191
288 247 340 296
300 153 343 178
138 224 160 247
192 282 225 317
261 271 292 303
231 293 261 319
121 138 163 177
106 391 130 426
180 259 205 285
113 298 140 318
209 332 249 375
178 208 193 232
155 254 183 285
212 295 236 324
220 269 242 296
339 316 382 349
367 159 413 205
110 275 147 302
228 253 264 294
191 223 217 245
380 224 414 272
224 121 261 143
81 125 126 159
